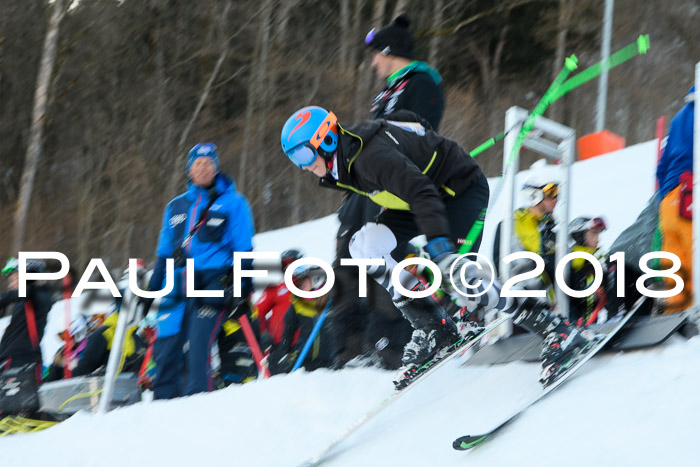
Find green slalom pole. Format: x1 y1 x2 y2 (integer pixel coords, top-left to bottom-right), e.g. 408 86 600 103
550 34 650 102
468 34 650 159
509 54 579 164
467 54 577 159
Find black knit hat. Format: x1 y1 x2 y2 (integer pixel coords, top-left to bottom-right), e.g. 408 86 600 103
366 14 415 60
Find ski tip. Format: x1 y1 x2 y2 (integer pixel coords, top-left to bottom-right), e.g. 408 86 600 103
452 434 487 451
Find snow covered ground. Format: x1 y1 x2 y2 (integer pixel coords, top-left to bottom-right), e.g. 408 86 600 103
2 139 699 466
1 336 698 466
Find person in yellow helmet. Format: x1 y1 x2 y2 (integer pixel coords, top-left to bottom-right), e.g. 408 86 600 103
493 178 559 305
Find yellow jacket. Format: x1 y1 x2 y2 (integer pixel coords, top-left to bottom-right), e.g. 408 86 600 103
513 208 556 255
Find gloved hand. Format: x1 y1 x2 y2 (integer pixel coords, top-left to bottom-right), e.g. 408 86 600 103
426 236 489 300
424 236 455 265
425 237 464 295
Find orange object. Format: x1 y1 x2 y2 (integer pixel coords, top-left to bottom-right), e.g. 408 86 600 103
576 130 626 161
659 185 692 313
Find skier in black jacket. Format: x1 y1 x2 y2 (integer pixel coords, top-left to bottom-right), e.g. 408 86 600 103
366 14 444 129
280 107 594 385
331 14 445 369
0 258 53 384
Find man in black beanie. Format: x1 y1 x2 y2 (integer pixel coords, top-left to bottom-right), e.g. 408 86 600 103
365 14 444 130
328 14 448 371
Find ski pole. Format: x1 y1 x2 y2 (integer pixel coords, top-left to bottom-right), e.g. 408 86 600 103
509 54 579 164
467 54 577 160
62 275 73 379
469 34 650 159
239 313 271 379
291 300 332 373
550 34 650 102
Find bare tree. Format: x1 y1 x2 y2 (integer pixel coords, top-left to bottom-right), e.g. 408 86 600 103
392 0 409 19
168 1 232 198
353 0 385 120
428 0 446 68
239 0 273 198
339 0 351 77
550 0 574 122
13 0 67 252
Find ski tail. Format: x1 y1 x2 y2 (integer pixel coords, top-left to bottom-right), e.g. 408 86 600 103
453 434 489 451
452 297 646 452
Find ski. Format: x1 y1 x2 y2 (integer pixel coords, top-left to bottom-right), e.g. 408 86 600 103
452 297 646 451
300 313 512 467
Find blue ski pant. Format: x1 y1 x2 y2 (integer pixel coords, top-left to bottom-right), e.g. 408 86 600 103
153 298 226 400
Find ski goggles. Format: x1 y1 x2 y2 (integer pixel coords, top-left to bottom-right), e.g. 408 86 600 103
523 182 559 199
364 28 376 45
588 217 607 231
2 258 18 275
285 111 337 169
286 143 319 169
541 183 558 198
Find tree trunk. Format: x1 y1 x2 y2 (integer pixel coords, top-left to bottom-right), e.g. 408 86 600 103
339 0 350 77
239 0 273 229
550 0 573 122
351 0 367 120
428 0 445 68
13 0 66 252
168 1 232 198
467 13 509 135
354 0 385 120
268 0 295 96
253 0 273 232
392 0 408 19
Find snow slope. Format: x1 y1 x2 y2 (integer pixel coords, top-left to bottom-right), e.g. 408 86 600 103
1 337 698 466
2 140 698 466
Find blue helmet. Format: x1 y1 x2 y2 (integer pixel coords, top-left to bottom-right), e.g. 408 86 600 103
280 106 338 168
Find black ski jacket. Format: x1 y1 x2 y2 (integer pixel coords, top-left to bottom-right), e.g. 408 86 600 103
370 67 444 131
0 282 53 367
320 117 483 240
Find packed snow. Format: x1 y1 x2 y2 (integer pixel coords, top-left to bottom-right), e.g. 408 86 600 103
1 140 698 466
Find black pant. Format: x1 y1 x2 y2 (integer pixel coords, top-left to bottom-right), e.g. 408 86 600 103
331 211 412 369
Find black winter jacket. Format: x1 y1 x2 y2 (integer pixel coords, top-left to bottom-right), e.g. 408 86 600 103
321 117 483 240
0 282 52 367
370 68 445 131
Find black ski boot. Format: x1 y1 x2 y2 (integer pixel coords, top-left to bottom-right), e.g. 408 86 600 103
394 294 460 373
512 298 594 385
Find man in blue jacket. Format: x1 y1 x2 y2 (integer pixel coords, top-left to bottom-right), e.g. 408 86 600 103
146 143 255 399
656 86 695 313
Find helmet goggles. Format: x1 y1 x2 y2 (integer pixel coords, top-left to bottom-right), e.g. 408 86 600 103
588 217 607 231
365 28 376 45
285 111 337 169
2 257 18 275
541 183 558 199
286 143 319 169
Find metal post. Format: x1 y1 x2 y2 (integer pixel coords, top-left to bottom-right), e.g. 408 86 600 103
98 295 136 414
693 62 700 306
555 131 576 319
596 0 613 132
500 107 523 281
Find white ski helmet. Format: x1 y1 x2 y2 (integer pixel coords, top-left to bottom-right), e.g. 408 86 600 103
568 216 607 245
522 177 559 206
